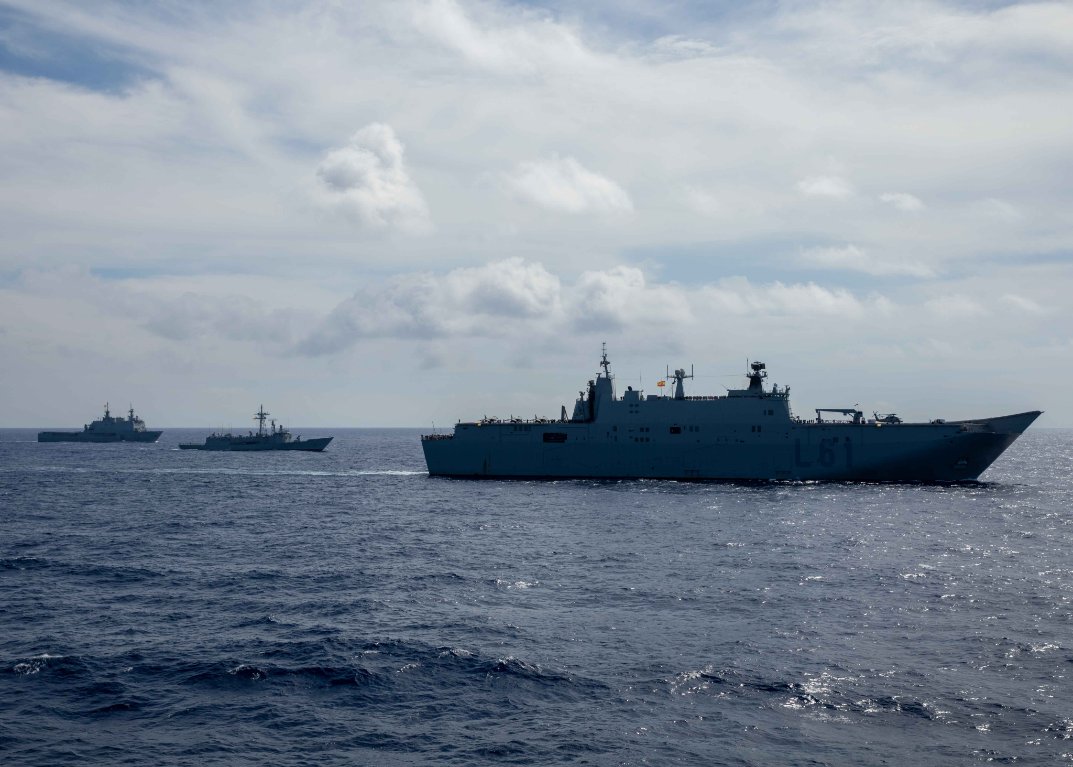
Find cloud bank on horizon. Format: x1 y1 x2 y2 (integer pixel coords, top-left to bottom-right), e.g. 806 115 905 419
0 0 1070 426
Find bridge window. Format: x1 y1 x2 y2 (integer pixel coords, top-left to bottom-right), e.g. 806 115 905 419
543 432 567 443
669 426 682 434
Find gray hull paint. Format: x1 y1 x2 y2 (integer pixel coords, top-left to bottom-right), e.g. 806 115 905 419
179 437 332 452
38 404 161 443
423 414 1038 482
179 406 332 452
422 352 1040 482
37 431 163 443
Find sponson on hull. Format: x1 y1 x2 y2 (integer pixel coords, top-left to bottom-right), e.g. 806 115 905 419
421 346 1040 481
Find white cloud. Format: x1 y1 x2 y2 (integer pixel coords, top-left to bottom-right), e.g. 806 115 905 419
800 244 935 278
298 257 563 353
797 175 853 199
506 156 633 214
10 268 312 347
140 293 298 344
313 123 430 232
1 0 1072 423
298 258 880 354
975 197 1023 223
569 265 691 331
4 257 1070 425
768 2 1073 72
925 294 986 320
684 186 723 216
644 35 721 62
700 277 870 318
1000 293 1047 316
410 0 594 75
879 192 924 212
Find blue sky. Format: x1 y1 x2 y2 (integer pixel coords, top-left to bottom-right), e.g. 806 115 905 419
0 0 1070 426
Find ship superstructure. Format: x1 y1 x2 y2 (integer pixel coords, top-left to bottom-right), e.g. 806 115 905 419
179 405 332 451
38 404 162 443
421 346 1040 481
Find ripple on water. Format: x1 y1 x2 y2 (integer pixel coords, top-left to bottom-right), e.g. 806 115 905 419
1 428 1071 765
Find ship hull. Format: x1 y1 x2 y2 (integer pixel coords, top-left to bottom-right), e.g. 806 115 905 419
179 437 332 452
422 412 1040 482
38 431 163 443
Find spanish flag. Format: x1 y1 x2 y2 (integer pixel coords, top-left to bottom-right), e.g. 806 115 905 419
657 380 666 388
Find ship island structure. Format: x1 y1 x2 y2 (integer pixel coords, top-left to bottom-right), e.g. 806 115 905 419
179 406 332 452
37 404 162 443
421 346 1040 482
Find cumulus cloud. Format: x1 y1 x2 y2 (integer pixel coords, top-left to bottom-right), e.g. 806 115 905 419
297 258 886 355
3 0 1073 423
879 192 924 212
314 123 430 232
800 244 935 278
700 277 871 318
506 156 633 214
298 258 563 354
796 175 853 199
569 266 691 331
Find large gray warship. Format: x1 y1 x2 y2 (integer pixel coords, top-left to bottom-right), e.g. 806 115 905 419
38 404 162 443
179 406 332 452
421 347 1040 481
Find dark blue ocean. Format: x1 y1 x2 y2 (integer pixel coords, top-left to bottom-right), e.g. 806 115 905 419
2 428 1071 766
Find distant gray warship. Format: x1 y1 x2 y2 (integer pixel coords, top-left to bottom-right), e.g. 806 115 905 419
38 404 162 443
179 406 332 452
422 346 1040 482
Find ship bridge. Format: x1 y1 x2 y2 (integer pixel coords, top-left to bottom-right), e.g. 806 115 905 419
422 345 1041 481
566 350 792 427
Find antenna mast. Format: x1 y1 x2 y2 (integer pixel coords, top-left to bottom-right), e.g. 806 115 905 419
599 342 611 377
255 405 269 436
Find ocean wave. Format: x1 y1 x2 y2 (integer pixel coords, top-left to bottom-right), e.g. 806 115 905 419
7 465 425 479
0 556 49 571
183 661 378 688
350 470 426 476
3 428 1071 765
8 653 91 679
1 556 166 583
662 666 940 721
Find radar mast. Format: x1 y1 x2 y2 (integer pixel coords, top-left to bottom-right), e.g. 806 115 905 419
255 405 270 436
747 361 767 392
599 342 611 377
671 366 694 400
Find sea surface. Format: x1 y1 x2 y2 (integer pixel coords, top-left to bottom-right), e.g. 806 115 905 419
1 427 1071 766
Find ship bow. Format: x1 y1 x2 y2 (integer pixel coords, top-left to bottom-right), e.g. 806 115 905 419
968 410 1043 435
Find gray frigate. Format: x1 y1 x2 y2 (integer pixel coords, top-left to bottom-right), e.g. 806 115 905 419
38 404 162 443
421 346 1040 481
179 406 332 452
